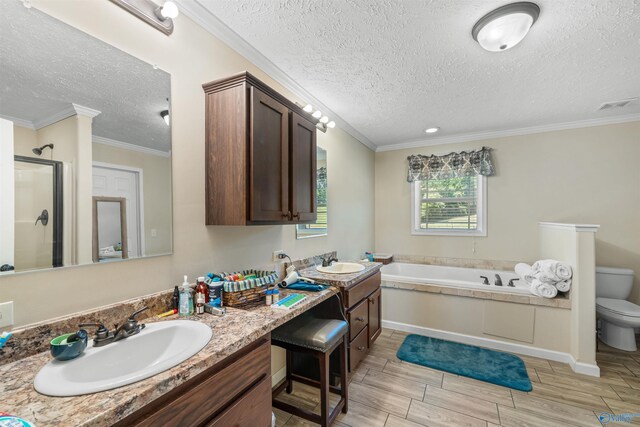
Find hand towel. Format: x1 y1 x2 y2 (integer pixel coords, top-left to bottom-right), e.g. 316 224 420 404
532 260 573 281
554 279 571 293
279 281 328 292
530 279 558 299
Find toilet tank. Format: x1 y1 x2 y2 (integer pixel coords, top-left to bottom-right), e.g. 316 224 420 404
595 266 635 299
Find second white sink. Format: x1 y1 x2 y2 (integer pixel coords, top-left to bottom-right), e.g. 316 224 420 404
316 262 365 274
34 320 212 397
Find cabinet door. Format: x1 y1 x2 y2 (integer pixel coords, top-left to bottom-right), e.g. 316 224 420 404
368 288 382 345
250 87 290 222
290 113 317 222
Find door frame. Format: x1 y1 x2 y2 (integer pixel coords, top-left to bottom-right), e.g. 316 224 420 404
92 161 145 257
14 155 64 268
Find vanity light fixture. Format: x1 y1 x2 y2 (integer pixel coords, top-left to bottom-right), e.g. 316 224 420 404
472 2 540 52
160 110 170 125
327 121 336 129
109 0 179 36
312 110 322 119
425 127 440 134
303 104 313 113
296 102 336 132
319 116 329 124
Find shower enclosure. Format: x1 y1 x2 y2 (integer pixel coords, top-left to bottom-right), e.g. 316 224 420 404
13 156 63 270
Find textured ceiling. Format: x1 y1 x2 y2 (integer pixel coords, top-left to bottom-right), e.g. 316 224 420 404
196 0 640 148
0 1 171 151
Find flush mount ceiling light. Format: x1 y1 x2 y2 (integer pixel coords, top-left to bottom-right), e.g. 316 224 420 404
472 2 540 52
109 0 179 35
160 110 170 125
425 127 440 134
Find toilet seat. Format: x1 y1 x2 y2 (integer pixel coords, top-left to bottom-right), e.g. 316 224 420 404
596 298 640 318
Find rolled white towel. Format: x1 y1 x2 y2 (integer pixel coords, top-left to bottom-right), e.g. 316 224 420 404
555 279 571 293
530 279 558 299
515 263 534 284
532 259 573 281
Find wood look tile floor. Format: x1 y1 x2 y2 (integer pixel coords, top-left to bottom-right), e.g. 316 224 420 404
273 329 640 426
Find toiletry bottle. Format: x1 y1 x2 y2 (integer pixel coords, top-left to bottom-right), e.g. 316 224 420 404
208 277 223 308
179 277 190 317
196 277 209 303
266 289 273 306
196 292 205 315
172 286 180 311
272 288 280 304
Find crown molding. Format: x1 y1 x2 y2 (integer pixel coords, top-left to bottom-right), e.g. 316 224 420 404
0 114 35 130
31 103 102 130
376 113 640 152
93 135 171 157
173 0 376 151
72 103 102 118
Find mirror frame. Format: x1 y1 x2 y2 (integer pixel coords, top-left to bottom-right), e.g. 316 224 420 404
92 196 128 263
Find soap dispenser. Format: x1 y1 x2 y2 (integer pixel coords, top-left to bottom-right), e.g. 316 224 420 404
179 276 191 317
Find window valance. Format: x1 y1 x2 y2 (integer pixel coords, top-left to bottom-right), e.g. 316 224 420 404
407 147 494 182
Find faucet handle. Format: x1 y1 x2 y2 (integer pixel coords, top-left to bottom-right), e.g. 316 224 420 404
128 307 149 322
508 278 520 287
79 322 111 340
480 276 490 285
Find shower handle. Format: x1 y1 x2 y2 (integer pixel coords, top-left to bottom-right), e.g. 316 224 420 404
35 209 49 226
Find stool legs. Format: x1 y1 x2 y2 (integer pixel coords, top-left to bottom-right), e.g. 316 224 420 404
319 351 330 427
340 335 348 414
285 348 293 394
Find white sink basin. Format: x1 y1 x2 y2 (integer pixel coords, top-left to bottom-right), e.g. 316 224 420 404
34 320 212 397
316 262 365 274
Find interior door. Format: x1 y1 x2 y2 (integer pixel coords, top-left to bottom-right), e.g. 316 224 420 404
92 166 141 258
290 113 317 222
249 87 290 222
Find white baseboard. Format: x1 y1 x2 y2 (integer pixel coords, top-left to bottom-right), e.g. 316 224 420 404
272 366 287 388
382 320 600 377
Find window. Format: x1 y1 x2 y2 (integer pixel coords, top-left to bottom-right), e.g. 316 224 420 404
411 175 486 236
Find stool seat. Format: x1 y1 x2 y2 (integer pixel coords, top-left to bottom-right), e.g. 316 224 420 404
273 316 348 352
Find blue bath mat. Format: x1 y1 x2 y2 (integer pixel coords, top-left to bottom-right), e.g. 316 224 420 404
396 334 532 391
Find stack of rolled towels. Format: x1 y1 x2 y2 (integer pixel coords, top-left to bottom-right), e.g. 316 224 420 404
515 260 573 299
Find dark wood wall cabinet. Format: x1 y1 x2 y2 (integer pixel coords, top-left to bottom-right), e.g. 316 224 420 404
113 335 273 427
203 72 318 225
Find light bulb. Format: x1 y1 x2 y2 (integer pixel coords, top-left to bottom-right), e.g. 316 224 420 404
319 116 329 124
160 1 179 19
303 104 313 113
425 127 439 134
312 110 322 119
327 121 336 129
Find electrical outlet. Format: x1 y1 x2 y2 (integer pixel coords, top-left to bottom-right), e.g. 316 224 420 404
272 250 285 262
0 301 14 328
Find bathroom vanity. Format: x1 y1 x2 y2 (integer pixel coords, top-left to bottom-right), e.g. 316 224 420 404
0 288 337 426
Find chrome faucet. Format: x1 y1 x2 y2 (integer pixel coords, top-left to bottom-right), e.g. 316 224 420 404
321 256 339 267
80 307 148 347
494 274 503 286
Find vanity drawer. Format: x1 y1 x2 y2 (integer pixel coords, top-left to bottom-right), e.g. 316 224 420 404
206 376 272 427
349 326 369 372
120 335 271 427
344 271 381 309
348 299 368 340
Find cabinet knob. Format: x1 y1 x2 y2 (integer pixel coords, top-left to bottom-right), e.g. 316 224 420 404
355 316 365 322
282 211 292 220
369 297 375 304
357 346 365 351
292 212 300 220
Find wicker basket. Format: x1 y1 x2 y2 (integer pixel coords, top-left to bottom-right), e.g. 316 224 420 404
373 253 393 265
220 269 278 309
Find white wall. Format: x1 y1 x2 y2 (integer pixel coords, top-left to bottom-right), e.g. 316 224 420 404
0 1 374 328
375 121 640 303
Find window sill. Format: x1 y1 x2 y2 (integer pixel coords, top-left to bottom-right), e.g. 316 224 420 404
412 229 487 237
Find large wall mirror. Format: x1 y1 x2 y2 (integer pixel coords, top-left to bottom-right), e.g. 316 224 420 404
297 146 327 239
0 1 173 275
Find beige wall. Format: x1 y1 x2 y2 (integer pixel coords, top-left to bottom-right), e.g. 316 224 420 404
375 121 640 303
92 143 173 256
0 1 374 328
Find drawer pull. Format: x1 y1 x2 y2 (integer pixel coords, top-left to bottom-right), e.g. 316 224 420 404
357 346 365 351
369 297 375 304
355 316 365 322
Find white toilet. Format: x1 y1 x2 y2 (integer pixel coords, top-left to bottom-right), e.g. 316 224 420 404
595 266 639 351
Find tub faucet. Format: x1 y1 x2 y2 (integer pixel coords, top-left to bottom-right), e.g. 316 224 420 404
508 278 520 287
494 274 503 286
480 276 490 285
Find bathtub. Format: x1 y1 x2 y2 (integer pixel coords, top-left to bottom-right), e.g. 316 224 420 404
381 262 531 295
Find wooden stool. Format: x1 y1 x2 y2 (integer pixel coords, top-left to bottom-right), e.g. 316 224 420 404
272 295 349 427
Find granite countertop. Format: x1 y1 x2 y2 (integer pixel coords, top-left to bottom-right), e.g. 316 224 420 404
0 287 337 426
298 261 382 288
